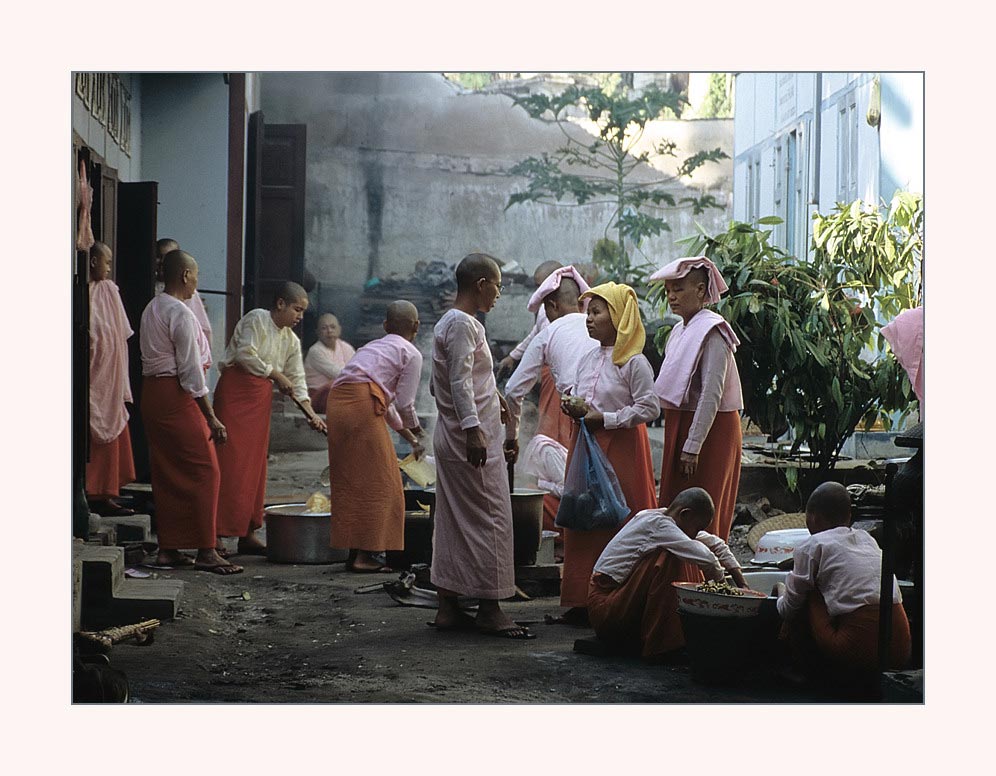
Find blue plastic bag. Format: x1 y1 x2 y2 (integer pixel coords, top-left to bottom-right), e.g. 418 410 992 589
554 420 630 531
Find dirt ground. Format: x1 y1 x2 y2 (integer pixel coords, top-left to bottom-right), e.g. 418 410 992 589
106 451 832 703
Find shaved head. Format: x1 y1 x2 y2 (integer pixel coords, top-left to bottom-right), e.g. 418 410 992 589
547 277 581 307
162 249 197 284
456 253 501 291
806 482 851 529
686 267 709 292
533 260 563 285
156 238 179 258
273 281 308 307
317 312 339 327
90 241 111 260
386 300 418 327
671 487 715 521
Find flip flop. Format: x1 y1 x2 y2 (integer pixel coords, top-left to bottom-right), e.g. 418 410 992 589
194 562 244 575
476 624 536 640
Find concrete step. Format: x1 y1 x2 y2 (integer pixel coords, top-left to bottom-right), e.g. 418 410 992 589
72 542 184 631
95 514 152 544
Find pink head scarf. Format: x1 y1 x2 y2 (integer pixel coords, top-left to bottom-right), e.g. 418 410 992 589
527 265 591 314
648 256 729 305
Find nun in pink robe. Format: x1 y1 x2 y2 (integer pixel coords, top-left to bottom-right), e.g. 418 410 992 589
429 308 516 601
86 249 136 506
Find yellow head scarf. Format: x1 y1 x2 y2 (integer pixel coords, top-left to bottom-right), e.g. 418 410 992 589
579 281 646 366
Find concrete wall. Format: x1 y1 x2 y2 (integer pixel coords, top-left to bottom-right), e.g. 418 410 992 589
139 73 232 385
260 72 734 340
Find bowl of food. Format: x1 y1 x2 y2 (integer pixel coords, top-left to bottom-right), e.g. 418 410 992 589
673 580 768 618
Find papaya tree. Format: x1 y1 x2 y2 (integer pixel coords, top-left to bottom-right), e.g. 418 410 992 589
504 83 728 285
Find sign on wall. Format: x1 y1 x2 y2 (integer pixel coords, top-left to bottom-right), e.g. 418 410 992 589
75 73 132 155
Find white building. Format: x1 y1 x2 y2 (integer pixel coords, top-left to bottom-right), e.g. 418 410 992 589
732 72 923 258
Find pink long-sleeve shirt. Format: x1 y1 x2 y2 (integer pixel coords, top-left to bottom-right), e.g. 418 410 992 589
139 293 210 399
504 313 599 440
332 333 423 432
593 509 741 584
570 346 659 430
776 526 902 620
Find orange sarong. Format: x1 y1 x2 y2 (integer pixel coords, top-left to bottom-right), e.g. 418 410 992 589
327 382 405 551
86 423 136 499
659 409 741 541
536 366 573 449
214 366 274 537
141 377 219 550
308 383 331 415
785 591 912 673
588 548 705 657
560 423 658 608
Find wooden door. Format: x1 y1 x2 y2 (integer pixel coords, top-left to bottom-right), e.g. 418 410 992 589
116 182 159 481
244 115 307 311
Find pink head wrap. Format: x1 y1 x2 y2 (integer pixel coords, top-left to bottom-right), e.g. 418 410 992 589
527 265 591 314
648 256 729 305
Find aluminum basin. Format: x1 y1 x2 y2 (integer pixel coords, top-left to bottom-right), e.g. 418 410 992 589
263 503 349 565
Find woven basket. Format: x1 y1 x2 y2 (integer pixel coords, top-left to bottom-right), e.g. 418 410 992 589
746 512 807 551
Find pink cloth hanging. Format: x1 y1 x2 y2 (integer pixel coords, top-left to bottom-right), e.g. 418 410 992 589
881 307 924 404
76 160 95 252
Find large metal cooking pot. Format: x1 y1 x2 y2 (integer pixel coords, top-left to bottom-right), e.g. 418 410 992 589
510 488 546 567
264 503 349 564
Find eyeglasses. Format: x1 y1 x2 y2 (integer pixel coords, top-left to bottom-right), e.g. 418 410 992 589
480 278 504 293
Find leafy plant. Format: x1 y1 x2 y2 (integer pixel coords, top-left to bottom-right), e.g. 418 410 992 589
655 192 922 472
505 84 728 285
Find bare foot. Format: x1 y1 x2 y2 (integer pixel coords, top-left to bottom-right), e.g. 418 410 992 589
155 550 194 567
474 600 531 638
347 549 392 573
236 534 267 556
194 549 244 575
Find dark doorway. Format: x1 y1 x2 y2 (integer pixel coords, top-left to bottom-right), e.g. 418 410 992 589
244 114 307 312
115 182 159 482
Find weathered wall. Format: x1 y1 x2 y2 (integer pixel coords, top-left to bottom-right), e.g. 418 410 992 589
260 72 733 340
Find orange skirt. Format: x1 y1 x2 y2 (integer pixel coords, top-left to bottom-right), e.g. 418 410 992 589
659 409 742 541
560 423 658 608
214 367 274 537
327 382 405 551
308 383 331 415
141 377 219 550
86 423 136 499
786 591 912 672
588 549 704 657
537 366 573 449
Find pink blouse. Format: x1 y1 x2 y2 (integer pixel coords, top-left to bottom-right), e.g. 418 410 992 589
333 333 423 431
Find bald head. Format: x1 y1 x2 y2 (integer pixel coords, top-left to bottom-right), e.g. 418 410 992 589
385 300 420 340
162 249 197 284
273 281 308 308
806 482 851 532
156 238 179 259
668 487 716 537
548 277 581 307
533 260 564 286
456 253 501 292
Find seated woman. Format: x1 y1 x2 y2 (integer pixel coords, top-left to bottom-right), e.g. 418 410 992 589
304 313 356 413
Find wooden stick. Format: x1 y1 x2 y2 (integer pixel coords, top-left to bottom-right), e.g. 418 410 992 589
289 395 327 436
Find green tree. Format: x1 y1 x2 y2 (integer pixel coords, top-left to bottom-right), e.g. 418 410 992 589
505 84 728 285
656 192 922 473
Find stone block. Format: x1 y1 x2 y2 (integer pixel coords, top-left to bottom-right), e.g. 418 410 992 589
96 514 152 544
